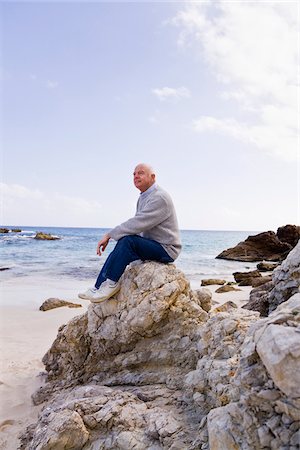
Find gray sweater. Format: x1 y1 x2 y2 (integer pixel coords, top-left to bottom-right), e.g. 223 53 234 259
108 184 181 260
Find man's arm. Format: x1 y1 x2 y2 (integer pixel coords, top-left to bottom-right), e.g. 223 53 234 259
109 194 170 241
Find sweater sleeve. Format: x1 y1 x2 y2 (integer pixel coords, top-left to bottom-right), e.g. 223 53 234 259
109 194 170 241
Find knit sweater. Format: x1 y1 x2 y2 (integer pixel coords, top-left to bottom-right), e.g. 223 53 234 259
108 184 181 260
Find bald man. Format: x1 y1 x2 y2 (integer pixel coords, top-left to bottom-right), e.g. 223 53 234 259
79 163 181 302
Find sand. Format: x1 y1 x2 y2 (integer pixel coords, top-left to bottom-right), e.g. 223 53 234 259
0 275 252 450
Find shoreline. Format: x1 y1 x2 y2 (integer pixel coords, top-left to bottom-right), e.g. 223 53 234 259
0 273 252 450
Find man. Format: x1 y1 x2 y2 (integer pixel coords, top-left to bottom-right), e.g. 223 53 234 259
79 163 181 303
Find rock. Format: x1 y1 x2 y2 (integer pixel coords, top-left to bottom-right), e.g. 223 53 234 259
257 261 279 272
34 261 207 395
0 228 9 233
255 321 300 398
0 267 11 271
277 224 300 247
215 285 241 293
22 262 210 449
195 294 300 449
194 288 212 312
34 232 60 240
251 275 272 287
201 279 226 286
268 240 300 313
216 230 292 262
39 298 82 311
233 270 262 285
25 409 89 450
243 281 273 316
11 228 22 232
20 258 300 450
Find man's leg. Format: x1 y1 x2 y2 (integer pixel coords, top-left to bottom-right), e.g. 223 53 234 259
95 235 173 288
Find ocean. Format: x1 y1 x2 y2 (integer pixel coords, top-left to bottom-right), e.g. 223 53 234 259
0 226 259 286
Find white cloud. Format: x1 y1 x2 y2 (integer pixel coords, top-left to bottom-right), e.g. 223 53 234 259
152 86 191 102
0 183 102 227
46 80 59 89
172 1 299 161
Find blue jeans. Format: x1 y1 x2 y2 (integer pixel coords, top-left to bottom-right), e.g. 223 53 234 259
95 235 173 289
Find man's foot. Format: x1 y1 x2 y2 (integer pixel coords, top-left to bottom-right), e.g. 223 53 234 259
78 287 98 300
90 280 120 303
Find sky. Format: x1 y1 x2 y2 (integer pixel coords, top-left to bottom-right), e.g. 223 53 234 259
0 0 299 231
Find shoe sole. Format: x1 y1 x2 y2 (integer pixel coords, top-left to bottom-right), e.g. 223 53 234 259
90 285 121 303
78 293 95 300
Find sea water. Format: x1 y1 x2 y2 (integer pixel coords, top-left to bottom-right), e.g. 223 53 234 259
0 226 259 286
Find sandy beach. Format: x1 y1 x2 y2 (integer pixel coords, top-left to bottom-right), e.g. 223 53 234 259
0 275 251 450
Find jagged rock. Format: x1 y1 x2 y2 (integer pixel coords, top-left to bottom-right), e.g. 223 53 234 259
277 224 300 247
243 281 273 316
233 270 262 286
11 228 22 232
215 285 241 293
251 275 272 287
33 262 207 399
216 230 292 262
0 228 9 233
268 240 300 313
20 257 300 450
194 288 212 312
39 298 82 311
198 295 300 449
22 262 210 449
257 261 279 272
201 279 226 286
34 232 60 240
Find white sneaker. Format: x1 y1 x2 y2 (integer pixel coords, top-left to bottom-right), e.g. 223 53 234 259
78 287 98 300
90 280 120 303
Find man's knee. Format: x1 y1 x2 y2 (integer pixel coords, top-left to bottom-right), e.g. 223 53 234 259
117 235 138 247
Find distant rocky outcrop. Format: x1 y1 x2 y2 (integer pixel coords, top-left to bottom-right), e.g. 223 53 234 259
39 298 82 311
216 224 299 262
0 228 9 233
0 227 22 233
34 232 60 240
20 258 300 450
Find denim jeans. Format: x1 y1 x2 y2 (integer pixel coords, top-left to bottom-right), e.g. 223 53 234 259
95 235 174 289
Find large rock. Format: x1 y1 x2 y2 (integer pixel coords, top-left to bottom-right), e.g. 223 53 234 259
22 262 209 449
277 224 300 247
233 270 262 285
216 229 293 262
202 295 300 449
20 258 300 450
245 240 300 316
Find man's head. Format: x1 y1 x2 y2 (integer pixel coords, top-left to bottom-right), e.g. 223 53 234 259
133 163 156 192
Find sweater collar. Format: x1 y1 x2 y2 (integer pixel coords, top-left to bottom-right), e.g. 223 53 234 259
139 183 157 199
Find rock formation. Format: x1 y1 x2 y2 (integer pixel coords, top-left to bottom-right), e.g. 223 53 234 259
244 240 300 316
20 256 300 449
216 224 299 262
233 270 262 286
39 298 82 311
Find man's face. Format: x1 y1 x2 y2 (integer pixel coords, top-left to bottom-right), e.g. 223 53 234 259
133 165 155 192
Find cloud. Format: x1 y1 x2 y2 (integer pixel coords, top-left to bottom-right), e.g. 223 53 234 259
172 1 298 161
0 183 102 227
46 80 59 89
152 86 191 102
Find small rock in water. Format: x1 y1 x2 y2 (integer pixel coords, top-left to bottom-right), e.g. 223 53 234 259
39 298 82 311
34 232 60 240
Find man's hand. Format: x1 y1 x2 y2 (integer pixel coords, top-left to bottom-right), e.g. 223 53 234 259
97 234 110 256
